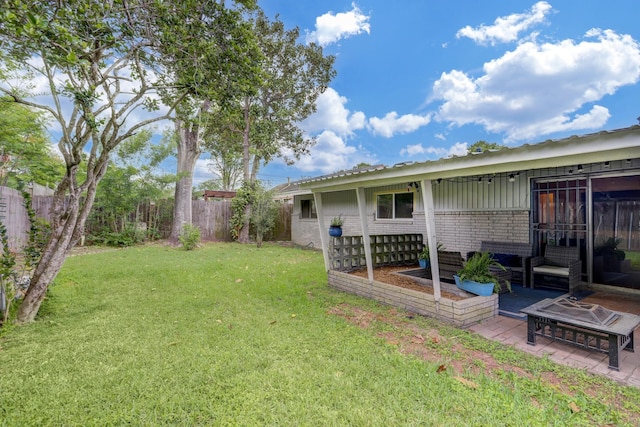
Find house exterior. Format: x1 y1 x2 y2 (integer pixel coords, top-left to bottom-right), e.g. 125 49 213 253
290 125 640 312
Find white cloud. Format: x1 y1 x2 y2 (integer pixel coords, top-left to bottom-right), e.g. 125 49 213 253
294 130 376 174
505 105 611 141
193 158 215 185
369 112 432 138
305 2 371 47
400 142 467 158
456 1 552 45
432 29 640 141
302 87 366 136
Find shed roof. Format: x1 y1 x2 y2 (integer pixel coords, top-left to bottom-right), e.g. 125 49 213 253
203 190 236 200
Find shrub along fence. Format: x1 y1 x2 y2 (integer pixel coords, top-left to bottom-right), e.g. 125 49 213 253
1 187 292 249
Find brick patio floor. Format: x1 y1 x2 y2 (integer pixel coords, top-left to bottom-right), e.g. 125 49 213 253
467 291 640 388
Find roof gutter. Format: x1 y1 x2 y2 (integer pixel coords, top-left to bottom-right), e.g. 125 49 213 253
301 126 640 193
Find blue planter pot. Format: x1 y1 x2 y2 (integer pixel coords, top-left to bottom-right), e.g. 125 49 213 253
328 226 342 237
418 259 429 269
454 275 495 297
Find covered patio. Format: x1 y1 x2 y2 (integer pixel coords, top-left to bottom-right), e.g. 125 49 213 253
299 126 640 311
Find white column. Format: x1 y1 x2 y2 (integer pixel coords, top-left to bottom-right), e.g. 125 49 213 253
313 191 330 272
356 187 374 283
420 179 441 302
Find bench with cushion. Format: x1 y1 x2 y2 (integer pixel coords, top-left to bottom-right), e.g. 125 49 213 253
479 241 533 288
530 245 582 293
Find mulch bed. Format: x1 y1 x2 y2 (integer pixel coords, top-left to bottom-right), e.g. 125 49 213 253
348 265 466 301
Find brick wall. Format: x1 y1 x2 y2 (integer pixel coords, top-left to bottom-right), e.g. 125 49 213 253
328 270 498 327
435 210 530 256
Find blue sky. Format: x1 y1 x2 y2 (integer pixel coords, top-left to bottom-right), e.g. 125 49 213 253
238 0 640 187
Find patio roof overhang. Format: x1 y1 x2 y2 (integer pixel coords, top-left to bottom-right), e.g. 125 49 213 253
300 125 640 193
307 125 640 306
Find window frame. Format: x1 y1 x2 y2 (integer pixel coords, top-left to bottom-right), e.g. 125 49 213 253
299 198 317 219
374 190 415 220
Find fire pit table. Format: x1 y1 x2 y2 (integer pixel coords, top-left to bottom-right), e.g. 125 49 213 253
521 297 640 371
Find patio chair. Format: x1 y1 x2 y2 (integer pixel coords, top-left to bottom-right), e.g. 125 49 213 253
530 246 582 293
479 241 532 287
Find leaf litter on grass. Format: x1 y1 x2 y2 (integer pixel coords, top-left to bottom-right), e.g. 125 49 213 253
327 301 640 426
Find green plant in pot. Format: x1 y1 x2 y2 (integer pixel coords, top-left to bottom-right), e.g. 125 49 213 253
454 251 508 296
328 215 344 237
418 242 444 268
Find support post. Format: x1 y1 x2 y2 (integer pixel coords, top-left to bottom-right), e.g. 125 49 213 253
420 179 441 302
313 191 330 272
356 187 374 283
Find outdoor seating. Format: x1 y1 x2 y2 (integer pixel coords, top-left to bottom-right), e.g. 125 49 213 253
530 245 582 293
430 250 464 283
479 241 533 287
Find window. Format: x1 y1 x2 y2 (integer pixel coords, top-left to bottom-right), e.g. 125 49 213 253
376 192 414 219
300 199 317 219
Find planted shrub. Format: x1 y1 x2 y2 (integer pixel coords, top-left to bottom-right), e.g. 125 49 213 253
88 223 146 247
179 224 201 251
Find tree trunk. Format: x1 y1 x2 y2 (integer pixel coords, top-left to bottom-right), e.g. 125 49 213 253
238 99 252 244
16 158 108 323
169 118 202 243
238 203 251 243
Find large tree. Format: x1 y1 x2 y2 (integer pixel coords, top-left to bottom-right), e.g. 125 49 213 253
0 0 251 322
158 1 261 242
213 11 336 242
202 118 244 192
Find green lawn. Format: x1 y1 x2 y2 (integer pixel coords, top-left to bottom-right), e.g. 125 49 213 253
1 243 639 426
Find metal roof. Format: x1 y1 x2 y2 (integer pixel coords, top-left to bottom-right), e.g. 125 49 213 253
300 125 640 192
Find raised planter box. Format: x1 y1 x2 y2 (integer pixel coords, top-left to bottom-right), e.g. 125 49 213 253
328 270 498 327
454 275 495 297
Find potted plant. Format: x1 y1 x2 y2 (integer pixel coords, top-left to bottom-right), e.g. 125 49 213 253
418 242 444 269
454 251 507 296
329 215 344 237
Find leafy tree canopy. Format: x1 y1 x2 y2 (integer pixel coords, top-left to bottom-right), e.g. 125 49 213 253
0 100 64 188
467 140 506 154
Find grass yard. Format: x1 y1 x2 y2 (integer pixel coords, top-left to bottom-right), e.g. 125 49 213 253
1 243 639 426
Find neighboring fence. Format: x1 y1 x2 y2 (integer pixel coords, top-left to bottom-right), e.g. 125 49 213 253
0 187 30 250
193 199 233 241
1 186 293 249
191 199 292 241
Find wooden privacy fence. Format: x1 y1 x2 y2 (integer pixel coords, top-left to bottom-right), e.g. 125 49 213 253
1 187 292 249
192 199 292 241
0 187 30 250
0 187 55 249
192 199 233 241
